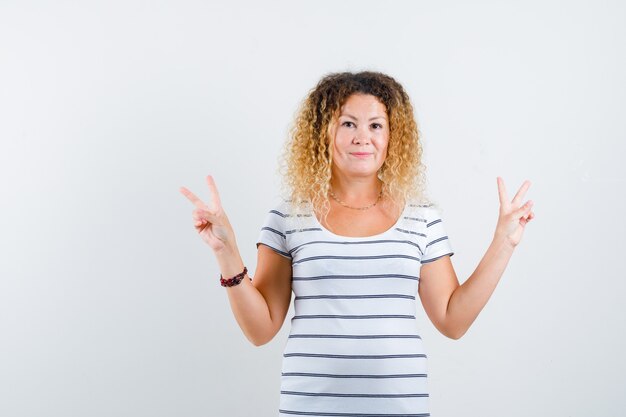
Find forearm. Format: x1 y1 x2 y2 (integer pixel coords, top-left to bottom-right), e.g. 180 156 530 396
445 235 515 339
215 244 274 346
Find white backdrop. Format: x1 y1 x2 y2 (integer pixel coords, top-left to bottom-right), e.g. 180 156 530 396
1 1 624 416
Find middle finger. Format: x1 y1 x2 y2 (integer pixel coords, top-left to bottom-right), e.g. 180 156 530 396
511 180 531 207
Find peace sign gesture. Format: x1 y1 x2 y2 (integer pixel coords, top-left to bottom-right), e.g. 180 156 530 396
179 175 236 252
494 177 535 248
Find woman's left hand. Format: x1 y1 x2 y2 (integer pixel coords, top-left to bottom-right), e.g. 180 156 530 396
494 177 535 248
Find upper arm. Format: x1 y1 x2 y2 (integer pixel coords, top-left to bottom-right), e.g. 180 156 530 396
253 204 294 341
252 244 293 338
417 206 458 338
418 255 459 338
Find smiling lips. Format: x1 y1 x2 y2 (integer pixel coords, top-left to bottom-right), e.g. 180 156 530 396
350 152 372 158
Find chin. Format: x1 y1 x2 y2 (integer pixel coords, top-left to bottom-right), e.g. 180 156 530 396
350 170 380 177
333 162 383 178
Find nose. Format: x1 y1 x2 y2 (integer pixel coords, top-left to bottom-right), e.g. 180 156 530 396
352 126 371 145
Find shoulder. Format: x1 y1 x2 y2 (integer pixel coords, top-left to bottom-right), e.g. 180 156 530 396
259 200 292 232
404 201 451 235
267 199 292 218
405 200 438 218
262 199 313 228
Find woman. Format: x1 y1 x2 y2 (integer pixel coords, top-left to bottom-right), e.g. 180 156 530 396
180 71 534 416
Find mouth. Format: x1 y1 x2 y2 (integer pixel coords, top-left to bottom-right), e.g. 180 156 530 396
350 152 372 157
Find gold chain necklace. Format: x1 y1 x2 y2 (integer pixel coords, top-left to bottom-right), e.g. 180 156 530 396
328 187 383 210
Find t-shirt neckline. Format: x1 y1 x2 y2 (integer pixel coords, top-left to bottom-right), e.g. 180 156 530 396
311 204 407 240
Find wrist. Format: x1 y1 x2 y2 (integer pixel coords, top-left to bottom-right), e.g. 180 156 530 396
492 233 516 252
220 266 250 287
215 238 239 257
214 245 245 277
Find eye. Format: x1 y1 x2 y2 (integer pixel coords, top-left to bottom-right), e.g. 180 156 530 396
371 123 383 129
341 121 355 127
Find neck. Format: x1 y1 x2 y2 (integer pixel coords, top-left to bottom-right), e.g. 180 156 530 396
329 171 383 206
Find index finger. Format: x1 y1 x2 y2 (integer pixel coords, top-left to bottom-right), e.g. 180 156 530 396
179 186 208 210
497 176 509 207
205 175 222 211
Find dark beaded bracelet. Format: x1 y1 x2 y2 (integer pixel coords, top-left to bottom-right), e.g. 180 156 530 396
220 266 250 287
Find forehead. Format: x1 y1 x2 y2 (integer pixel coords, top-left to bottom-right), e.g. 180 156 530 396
339 94 388 118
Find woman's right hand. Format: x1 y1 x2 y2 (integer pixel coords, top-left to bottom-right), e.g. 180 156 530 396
179 175 236 253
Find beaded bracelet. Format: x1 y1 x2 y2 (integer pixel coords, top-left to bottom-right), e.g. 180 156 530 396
220 266 250 287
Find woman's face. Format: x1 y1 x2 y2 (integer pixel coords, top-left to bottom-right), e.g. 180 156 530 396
331 93 390 179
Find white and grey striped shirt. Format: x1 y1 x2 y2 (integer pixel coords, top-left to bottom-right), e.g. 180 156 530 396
256 200 454 417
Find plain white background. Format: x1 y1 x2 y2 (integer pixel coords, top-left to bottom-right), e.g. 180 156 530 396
1 1 624 416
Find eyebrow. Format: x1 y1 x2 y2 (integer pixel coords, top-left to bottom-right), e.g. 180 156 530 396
340 113 387 121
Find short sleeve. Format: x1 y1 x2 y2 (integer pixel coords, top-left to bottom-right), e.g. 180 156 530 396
256 204 292 260
421 206 455 264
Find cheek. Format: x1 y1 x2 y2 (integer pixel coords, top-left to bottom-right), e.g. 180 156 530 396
376 136 389 153
379 148 388 163
331 139 340 157
333 133 350 155
377 140 389 163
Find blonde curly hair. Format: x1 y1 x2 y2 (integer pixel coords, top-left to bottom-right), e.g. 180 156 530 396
278 71 434 226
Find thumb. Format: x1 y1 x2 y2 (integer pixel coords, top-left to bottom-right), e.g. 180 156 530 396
194 208 220 223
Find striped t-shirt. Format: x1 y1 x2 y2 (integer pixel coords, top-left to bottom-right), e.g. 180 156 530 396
256 199 454 417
